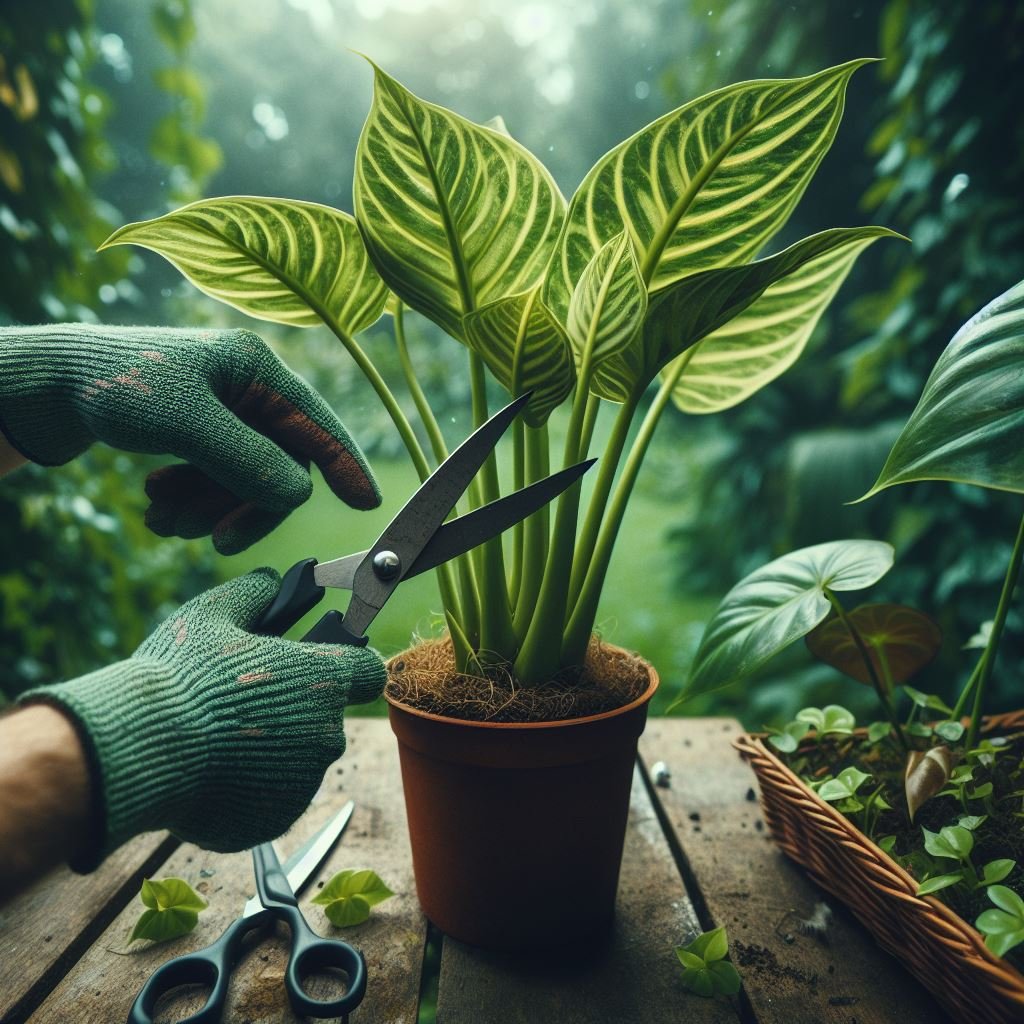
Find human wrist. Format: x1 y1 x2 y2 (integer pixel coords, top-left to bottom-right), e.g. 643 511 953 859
0 327 101 465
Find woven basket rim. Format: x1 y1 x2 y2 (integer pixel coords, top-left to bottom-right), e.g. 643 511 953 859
733 708 1024 993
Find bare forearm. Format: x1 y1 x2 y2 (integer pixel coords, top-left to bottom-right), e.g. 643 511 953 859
0 704 94 903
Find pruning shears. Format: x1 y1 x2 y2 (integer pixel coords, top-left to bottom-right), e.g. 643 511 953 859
252 392 595 644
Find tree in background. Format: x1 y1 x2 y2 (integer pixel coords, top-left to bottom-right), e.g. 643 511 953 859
0 0 219 700
664 0 1024 720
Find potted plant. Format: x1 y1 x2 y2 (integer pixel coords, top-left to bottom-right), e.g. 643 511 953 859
102 56 900 949
676 281 1024 1022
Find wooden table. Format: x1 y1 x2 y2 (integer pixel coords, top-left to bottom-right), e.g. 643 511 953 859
0 718 949 1024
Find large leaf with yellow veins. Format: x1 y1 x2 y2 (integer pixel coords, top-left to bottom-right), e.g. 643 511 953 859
354 61 565 341
100 196 388 335
588 226 901 403
463 287 574 426
544 59 873 322
664 228 897 414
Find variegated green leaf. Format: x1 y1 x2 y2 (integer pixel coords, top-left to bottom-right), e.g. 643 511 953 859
544 59 873 321
863 280 1024 498
463 287 574 426
589 226 899 404
664 227 895 414
354 61 565 340
565 231 647 371
100 196 388 335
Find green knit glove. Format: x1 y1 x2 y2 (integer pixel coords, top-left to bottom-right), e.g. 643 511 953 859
18 569 386 871
0 324 380 553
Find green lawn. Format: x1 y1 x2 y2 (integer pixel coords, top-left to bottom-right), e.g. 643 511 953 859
219 447 714 717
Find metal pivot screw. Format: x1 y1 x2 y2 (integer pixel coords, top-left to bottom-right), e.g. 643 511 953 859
372 550 402 580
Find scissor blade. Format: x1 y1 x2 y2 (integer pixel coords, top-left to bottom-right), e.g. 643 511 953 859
242 801 354 918
338 393 532 638
403 459 597 581
372 393 531 572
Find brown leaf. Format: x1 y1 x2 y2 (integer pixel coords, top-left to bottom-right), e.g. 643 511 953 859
904 746 953 822
806 603 942 687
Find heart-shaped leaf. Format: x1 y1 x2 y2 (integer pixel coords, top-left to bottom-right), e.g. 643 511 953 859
685 540 894 699
129 877 207 944
904 746 953 822
463 287 574 426
545 59 873 321
767 720 811 753
654 228 900 413
863 279 1024 498
977 885 1024 957
565 231 646 371
796 705 856 736
311 868 394 928
100 197 388 336
805 603 942 687
923 825 974 861
354 61 564 340
818 766 871 801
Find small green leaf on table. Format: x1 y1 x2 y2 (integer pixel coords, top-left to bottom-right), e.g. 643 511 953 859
311 869 394 927
675 926 741 999
129 877 208 944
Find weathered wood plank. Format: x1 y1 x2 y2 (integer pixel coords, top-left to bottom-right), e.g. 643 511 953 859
435 765 738 1024
29 719 426 1024
640 718 950 1024
0 831 177 1024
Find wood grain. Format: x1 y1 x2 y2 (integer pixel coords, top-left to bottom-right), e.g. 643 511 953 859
434 765 739 1024
640 718 950 1024
0 831 177 1024
28 719 426 1024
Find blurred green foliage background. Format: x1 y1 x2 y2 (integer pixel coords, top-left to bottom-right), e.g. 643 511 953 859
1 0 1021 727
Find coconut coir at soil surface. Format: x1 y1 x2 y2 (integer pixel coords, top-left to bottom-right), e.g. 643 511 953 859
385 635 649 723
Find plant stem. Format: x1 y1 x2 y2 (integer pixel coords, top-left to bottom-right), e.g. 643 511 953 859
823 588 909 752
566 390 642 611
508 417 526 608
514 424 550 639
964 510 1024 748
469 351 516 659
562 355 693 667
393 304 479 638
577 392 601 462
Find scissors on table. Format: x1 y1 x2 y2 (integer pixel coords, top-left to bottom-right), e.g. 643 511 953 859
128 802 362 1024
250 390 595 645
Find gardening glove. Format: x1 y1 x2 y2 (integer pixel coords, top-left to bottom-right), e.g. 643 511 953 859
0 324 380 553
17 568 386 872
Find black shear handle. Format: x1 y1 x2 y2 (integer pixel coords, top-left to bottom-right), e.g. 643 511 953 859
126 914 255 1024
252 844 368 1020
253 558 368 646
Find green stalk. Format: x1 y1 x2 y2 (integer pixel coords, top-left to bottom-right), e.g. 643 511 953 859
566 388 642 612
469 351 516 659
824 588 908 752
392 304 480 642
513 333 602 683
508 417 525 607
964 510 1024 748
561 367 677 667
514 424 550 639
577 392 601 463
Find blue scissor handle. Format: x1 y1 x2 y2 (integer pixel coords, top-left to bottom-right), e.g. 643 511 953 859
126 913 260 1024
252 843 367 1019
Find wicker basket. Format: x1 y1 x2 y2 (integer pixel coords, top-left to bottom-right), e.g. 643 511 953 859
734 710 1024 1024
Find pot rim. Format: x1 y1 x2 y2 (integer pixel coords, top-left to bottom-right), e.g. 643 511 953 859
384 645 659 732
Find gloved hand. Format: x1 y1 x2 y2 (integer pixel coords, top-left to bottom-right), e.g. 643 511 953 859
18 569 386 871
0 324 379 553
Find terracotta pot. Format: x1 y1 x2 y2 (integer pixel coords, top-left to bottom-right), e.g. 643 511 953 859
385 649 659 951
735 710 1024 1024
